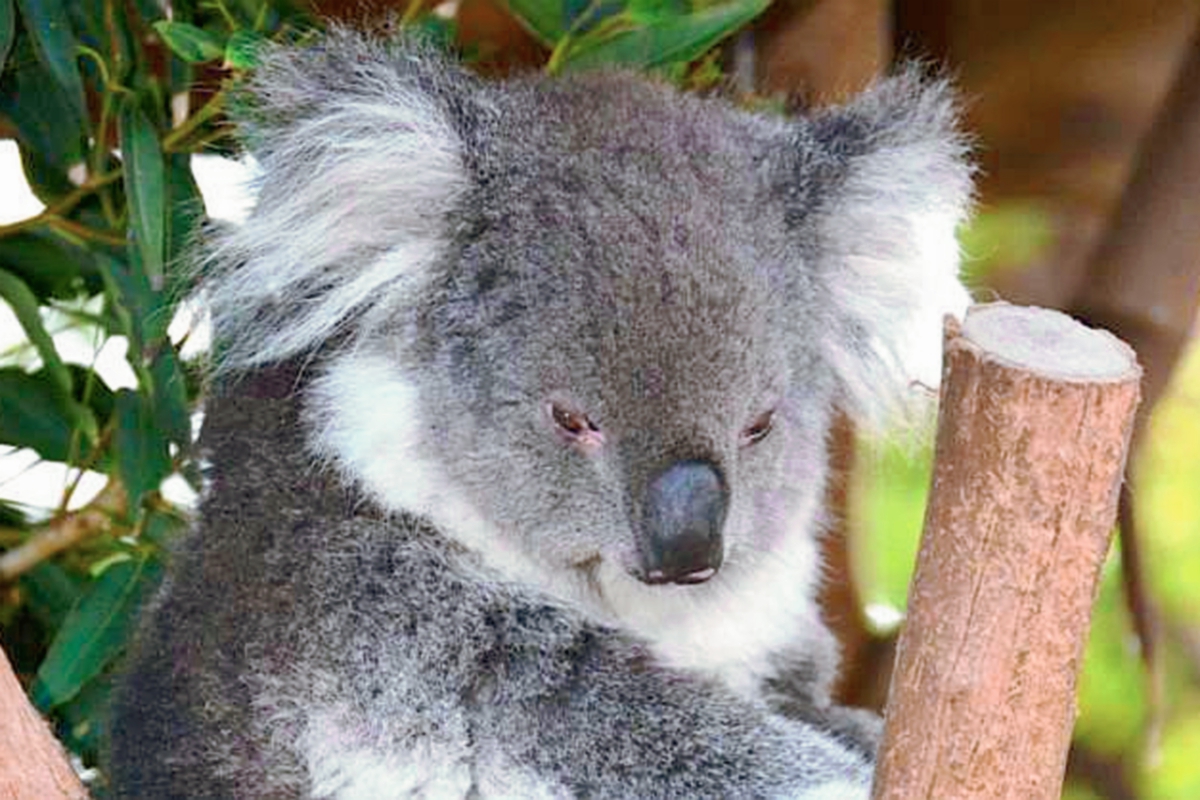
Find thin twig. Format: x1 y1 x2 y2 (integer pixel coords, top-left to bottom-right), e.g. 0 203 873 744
0 480 128 583
163 93 226 152
46 218 126 247
0 171 122 238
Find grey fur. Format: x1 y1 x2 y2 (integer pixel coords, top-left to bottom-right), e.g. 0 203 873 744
108 29 972 799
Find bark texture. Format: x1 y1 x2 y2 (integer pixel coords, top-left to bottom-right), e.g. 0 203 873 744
872 303 1141 800
0 646 87 798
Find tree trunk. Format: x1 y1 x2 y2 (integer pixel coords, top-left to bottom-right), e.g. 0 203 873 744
872 303 1140 799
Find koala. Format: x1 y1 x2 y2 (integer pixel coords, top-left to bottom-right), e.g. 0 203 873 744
107 28 972 800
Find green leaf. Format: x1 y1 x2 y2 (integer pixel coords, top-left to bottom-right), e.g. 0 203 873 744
15 0 85 121
118 102 167 289
224 29 266 70
165 153 204 273
0 0 14 73
503 0 622 46
502 0 569 45
97 251 144 352
0 269 72 395
51 669 112 760
0 39 86 189
67 0 134 84
67 363 116 429
0 230 102 300
627 0 689 24
98 247 172 363
31 553 163 710
19 561 83 631
114 389 171 503
0 368 96 464
560 0 770 72
153 20 224 63
150 346 191 450
14 143 77 204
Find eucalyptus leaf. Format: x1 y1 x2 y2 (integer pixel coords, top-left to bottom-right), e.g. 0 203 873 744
0 367 96 464
0 270 72 395
19 561 83 631
561 0 769 72
114 389 172 503
100 246 173 362
503 0 622 46
15 0 85 122
97 250 153 358
0 230 102 300
69 0 134 83
51 670 112 760
31 554 163 710
119 102 167 289
0 0 14 73
0 39 85 188
150 345 192 450
67 363 116 430
564 0 624 36
14 141 78 204
627 0 689 24
165 153 205 273
225 29 266 70
153 20 224 63
501 0 568 45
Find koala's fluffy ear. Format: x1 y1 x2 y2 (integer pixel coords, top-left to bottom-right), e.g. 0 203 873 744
205 30 473 370
793 69 974 428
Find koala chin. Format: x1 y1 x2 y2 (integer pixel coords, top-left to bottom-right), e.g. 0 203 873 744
108 27 972 800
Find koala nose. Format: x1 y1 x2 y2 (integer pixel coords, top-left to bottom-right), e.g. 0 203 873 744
640 460 728 585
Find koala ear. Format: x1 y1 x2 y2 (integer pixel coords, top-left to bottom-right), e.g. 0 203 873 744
205 29 473 370
792 68 974 428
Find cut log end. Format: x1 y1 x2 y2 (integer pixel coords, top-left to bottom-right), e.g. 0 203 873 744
958 303 1141 383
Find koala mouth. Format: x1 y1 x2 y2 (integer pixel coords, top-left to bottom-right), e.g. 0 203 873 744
643 565 718 585
638 459 728 586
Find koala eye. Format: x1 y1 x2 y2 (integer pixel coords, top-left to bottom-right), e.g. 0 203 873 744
741 410 775 446
549 402 601 440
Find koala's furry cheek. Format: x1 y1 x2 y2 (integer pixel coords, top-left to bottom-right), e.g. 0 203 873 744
306 352 495 533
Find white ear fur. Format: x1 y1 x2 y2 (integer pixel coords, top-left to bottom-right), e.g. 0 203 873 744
203 35 468 371
812 70 974 429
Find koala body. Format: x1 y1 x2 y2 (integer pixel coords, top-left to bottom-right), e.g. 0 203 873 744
108 30 972 799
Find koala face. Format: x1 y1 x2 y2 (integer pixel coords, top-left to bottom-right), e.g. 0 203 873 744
406 81 834 592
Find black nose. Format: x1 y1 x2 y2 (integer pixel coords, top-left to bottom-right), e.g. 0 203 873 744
640 460 728 585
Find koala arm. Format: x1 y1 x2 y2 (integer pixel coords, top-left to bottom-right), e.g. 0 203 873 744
264 517 872 799
762 646 883 761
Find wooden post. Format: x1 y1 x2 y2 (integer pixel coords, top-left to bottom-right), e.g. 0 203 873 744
0 645 88 798
872 303 1141 800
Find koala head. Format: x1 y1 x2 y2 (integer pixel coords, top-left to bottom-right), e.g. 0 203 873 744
205 31 971 623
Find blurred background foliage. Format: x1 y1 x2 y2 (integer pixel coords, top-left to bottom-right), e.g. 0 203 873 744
0 1 1197 798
